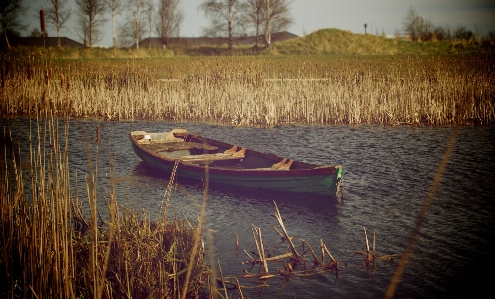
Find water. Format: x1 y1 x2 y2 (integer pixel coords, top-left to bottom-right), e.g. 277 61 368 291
3 117 495 299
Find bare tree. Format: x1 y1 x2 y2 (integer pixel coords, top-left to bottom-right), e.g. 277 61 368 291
75 0 108 47
117 20 134 47
131 0 143 48
482 30 495 43
454 25 473 41
264 0 270 46
402 6 419 41
75 12 89 46
0 0 27 48
262 0 293 48
417 17 433 41
143 0 155 48
155 0 184 48
30 27 48 37
402 7 460 42
106 0 124 48
473 23 481 41
433 26 446 41
45 0 72 47
120 0 152 48
199 0 244 50
76 9 105 46
240 0 263 48
402 7 435 41
394 27 402 39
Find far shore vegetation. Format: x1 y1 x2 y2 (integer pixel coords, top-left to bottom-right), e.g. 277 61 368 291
5 28 495 59
1 29 494 126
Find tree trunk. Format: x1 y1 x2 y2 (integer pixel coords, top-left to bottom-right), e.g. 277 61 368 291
149 28 152 48
255 9 259 48
56 7 61 47
112 10 116 48
135 2 140 49
57 25 61 47
265 0 271 48
161 23 167 48
3 30 10 49
89 16 93 47
228 0 233 50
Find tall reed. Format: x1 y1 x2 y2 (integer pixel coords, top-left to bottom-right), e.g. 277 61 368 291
0 116 210 298
1 54 493 126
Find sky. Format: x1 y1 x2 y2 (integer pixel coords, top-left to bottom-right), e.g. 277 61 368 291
19 0 495 47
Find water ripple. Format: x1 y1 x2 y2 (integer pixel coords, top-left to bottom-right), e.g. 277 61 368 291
3 117 495 299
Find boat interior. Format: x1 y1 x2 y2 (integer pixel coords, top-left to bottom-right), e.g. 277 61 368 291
131 130 322 170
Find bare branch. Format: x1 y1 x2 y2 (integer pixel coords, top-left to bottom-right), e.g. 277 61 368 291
0 0 28 48
155 0 184 47
263 0 293 48
199 0 244 49
45 0 73 47
106 0 124 48
75 0 108 47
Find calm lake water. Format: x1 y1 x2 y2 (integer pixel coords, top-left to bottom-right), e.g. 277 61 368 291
3 117 495 299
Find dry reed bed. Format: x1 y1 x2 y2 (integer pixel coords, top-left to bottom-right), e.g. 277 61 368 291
217 202 398 297
0 118 209 298
1 54 494 126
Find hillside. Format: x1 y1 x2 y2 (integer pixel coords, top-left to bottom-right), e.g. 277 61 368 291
270 28 494 55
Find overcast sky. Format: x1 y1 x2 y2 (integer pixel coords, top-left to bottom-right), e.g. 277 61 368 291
20 0 495 47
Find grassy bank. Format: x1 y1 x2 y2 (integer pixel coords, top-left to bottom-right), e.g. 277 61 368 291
4 28 495 59
271 28 495 55
0 118 210 298
1 53 494 126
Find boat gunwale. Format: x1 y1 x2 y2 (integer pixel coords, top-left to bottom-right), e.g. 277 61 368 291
129 132 340 176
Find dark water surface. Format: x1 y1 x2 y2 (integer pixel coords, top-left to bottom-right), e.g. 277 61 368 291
3 118 495 299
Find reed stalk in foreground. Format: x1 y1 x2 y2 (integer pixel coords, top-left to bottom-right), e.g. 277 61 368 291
0 116 210 298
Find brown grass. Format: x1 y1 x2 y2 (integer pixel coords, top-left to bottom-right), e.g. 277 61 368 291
0 116 210 298
0 54 494 126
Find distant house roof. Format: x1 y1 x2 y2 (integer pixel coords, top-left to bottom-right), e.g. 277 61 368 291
135 31 299 48
270 31 300 42
1 37 85 48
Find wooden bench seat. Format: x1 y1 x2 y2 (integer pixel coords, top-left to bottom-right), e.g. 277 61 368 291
148 142 218 154
180 153 245 163
161 142 218 151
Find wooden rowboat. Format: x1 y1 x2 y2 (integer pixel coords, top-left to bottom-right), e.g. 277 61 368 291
130 129 343 198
